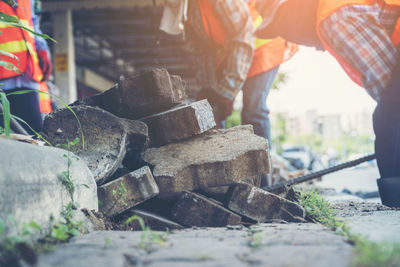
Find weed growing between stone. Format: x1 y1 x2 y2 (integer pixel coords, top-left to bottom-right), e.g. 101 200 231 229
47 202 86 243
113 182 128 207
297 190 342 230
56 138 81 201
103 181 129 217
352 240 400 267
246 225 264 249
123 215 169 253
297 190 400 267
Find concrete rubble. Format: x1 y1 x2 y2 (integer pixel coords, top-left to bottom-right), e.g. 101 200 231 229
53 68 306 227
97 166 159 217
42 105 148 185
74 68 186 119
140 99 216 146
143 125 270 199
171 191 242 227
1 68 311 243
227 182 306 222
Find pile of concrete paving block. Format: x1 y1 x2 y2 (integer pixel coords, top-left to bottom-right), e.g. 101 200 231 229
41 68 305 230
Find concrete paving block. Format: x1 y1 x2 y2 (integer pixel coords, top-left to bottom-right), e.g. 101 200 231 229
0 139 98 239
171 191 241 227
117 209 184 231
201 175 262 202
140 100 216 146
98 166 159 217
227 182 305 223
118 68 186 119
144 125 270 199
72 85 121 116
73 68 186 120
42 105 148 185
170 74 187 101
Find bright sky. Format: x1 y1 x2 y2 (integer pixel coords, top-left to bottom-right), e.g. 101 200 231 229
267 46 377 116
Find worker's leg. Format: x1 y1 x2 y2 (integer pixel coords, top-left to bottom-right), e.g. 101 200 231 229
242 67 279 147
6 88 43 134
373 60 400 207
373 61 400 178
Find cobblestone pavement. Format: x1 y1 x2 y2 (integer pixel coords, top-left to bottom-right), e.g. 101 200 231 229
333 201 400 243
37 223 353 267
35 198 400 267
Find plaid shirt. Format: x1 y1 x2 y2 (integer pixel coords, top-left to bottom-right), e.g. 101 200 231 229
187 0 254 100
319 4 400 100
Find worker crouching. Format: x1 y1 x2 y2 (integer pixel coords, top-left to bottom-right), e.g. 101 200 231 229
256 0 400 207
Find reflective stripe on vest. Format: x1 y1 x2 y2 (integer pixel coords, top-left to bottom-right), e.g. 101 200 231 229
316 0 400 87
39 82 52 114
391 16 400 46
198 0 269 49
197 0 297 78
0 0 43 81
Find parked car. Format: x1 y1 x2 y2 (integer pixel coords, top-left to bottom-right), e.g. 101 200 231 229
281 145 315 170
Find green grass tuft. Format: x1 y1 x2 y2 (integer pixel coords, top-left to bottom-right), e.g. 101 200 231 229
353 240 400 267
297 190 341 229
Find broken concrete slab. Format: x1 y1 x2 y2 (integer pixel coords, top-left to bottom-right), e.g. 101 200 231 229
72 85 122 116
171 191 241 227
117 209 184 231
118 68 186 119
143 125 270 199
227 182 305 223
73 68 186 120
0 138 98 238
170 74 187 101
98 166 159 217
135 197 177 219
140 100 216 146
201 175 262 202
42 105 148 185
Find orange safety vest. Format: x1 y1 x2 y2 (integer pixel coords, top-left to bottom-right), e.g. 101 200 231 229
197 0 298 78
316 0 400 87
39 82 52 114
0 0 43 81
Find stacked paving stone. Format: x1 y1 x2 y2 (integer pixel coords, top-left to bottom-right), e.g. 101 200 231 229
42 68 305 230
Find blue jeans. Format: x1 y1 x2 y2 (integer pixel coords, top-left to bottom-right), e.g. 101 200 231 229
242 67 279 147
373 61 400 178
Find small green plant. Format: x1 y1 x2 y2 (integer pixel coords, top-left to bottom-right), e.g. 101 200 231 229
56 138 80 201
124 215 169 253
112 181 128 207
225 109 241 129
247 232 263 249
297 190 400 267
353 240 400 267
297 190 341 230
47 202 85 243
104 237 112 248
246 225 264 249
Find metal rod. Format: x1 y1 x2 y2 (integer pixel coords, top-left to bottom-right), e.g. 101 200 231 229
265 153 376 193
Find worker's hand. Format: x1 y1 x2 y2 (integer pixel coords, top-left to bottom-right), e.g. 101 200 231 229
38 50 53 81
196 88 233 123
